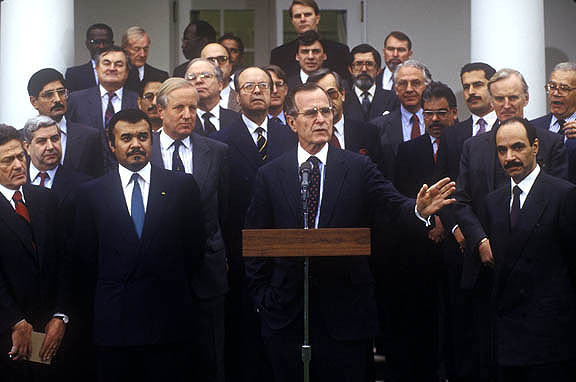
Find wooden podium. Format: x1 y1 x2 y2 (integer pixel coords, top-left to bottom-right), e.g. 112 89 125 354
243 227 371 382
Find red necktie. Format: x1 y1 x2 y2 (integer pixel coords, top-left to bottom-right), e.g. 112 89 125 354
105 92 116 127
330 127 341 149
38 172 49 187
13 190 30 223
433 138 439 163
410 114 421 139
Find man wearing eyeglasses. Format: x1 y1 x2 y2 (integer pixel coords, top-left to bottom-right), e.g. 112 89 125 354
287 30 326 89
122 26 169 93
65 23 114 93
28 68 104 178
201 43 241 112
137 80 163 132
218 33 245 75
344 44 398 123
185 58 240 135
213 66 296 381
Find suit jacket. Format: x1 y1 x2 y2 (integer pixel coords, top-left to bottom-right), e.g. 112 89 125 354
370 108 409 180
344 86 398 123
270 39 351 80
151 132 229 299
65 121 105 178
530 113 553 132
484 171 576 366
341 117 388 176
448 127 568 288
173 60 190 78
394 133 441 198
65 61 96 93
436 117 473 181
124 63 169 93
67 86 139 172
244 146 417 340
0 185 65 347
286 72 304 89
195 107 241 136
71 165 206 346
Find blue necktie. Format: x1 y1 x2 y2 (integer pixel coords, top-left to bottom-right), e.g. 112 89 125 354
172 140 185 172
131 173 145 238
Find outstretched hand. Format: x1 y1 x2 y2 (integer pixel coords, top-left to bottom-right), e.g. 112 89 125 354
416 177 456 219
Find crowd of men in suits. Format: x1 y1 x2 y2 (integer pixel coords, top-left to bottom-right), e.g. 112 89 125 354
1 0 576 381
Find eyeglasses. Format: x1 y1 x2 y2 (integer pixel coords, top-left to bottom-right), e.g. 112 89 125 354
294 106 334 119
545 82 576 95
142 92 156 102
351 61 376 69
240 82 270 93
39 88 68 100
423 109 450 118
88 39 112 46
395 79 424 90
206 56 229 65
186 72 215 81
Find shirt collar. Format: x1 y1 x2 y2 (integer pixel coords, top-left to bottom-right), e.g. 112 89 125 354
472 110 497 131
297 141 329 167
0 183 23 204
58 116 68 135
138 66 145 81
300 70 310 84
118 162 151 189
333 117 345 135
242 114 268 135
99 84 123 100
159 131 191 151
29 162 59 183
354 83 376 100
510 164 540 196
401 105 423 124
220 84 231 100
551 111 576 126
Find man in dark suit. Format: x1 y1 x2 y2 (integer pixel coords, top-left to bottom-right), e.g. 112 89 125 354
486 117 576 381
67 46 139 171
286 30 326 89
201 43 241 112
0 124 68 381
173 20 217 78
244 82 455 382
437 62 496 181
71 109 205 382
152 78 229 382
185 58 240 135
212 66 296 382
270 0 350 80
376 31 413 91
65 24 114 93
344 44 397 122
28 68 104 178
121 26 169 93
264 65 290 125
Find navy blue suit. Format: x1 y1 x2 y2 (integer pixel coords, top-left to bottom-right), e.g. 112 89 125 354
436 117 474 181
124 64 169 93
344 86 398 123
65 62 96 93
65 121 105 177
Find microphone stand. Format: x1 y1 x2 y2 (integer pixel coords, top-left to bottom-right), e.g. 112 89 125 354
300 164 311 382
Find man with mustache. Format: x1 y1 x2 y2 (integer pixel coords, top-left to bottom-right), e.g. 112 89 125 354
377 31 413 91
484 117 576 381
344 44 398 122
71 109 206 382
28 68 104 178
185 58 240 135
137 80 163 131
286 30 327 89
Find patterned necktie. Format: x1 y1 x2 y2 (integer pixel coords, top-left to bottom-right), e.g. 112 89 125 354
256 127 267 161
330 127 341 149
410 114 421 139
558 119 566 135
510 185 522 229
130 173 145 238
172 140 185 172
361 91 371 116
202 112 217 135
477 118 487 135
38 172 49 187
105 92 116 127
13 190 30 223
307 156 321 229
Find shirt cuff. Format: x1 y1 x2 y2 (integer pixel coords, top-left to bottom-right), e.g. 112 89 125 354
53 313 69 323
451 224 459 234
414 204 432 227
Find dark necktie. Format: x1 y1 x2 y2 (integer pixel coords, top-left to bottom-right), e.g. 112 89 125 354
202 112 217 135
330 127 341 149
38 172 49 187
105 92 116 127
256 127 267 161
13 190 30 223
172 140 185 173
270 116 282 125
307 156 321 229
558 119 566 135
477 118 487 135
361 91 371 116
510 185 522 229
130 173 145 238
410 114 421 139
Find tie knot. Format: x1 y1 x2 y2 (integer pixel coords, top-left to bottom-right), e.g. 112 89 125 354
513 185 522 197
39 172 49 180
256 127 265 135
362 91 370 97
478 118 486 126
411 114 418 122
558 119 566 127
12 190 23 202
173 139 182 149
203 112 213 120
307 156 321 168
108 92 116 100
131 173 140 184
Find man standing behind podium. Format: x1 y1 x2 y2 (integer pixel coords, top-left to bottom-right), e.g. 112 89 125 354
244 83 455 382
71 109 205 382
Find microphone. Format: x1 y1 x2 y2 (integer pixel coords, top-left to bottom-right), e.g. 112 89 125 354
300 161 312 189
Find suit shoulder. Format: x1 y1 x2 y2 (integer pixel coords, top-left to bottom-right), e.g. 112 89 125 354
194 133 229 152
539 171 576 193
530 113 551 128
146 64 169 80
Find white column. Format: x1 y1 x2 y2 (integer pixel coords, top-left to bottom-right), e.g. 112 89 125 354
470 0 546 119
0 0 75 129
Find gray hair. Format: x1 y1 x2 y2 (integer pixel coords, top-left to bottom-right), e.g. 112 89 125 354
22 115 60 143
122 26 149 48
156 77 198 108
552 62 576 74
393 59 432 86
186 58 224 83
488 68 529 95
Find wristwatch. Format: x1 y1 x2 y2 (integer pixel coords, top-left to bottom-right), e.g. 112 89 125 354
54 315 69 324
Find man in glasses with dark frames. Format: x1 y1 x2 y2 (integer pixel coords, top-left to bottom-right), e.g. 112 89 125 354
28 68 104 178
287 30 326 89
244 82 455 382
344 43 398 123
65 23 114 93
185 58 240 135
213 66 296 381
137 80 163 131
201 43 241 112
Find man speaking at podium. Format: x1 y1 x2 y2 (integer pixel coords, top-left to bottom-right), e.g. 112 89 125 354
244 83 455 382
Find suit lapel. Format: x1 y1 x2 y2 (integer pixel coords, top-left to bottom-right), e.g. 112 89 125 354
319 147 348 226
0 189 37 261
190 133 211 193
88 87 104 131
279 149 301 223
105 171 141 246
139 166 164 251
481 131 496 191
150 133 163 167
230 120 262 170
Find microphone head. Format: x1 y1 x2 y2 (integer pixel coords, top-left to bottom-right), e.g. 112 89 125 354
299 161 312 175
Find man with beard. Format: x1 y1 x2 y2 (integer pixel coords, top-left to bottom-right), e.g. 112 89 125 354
286 31 327 89
28 68 104 178
377 31 413 91
137 80 163 131
344 44 398 122
173 20 217 78
264 65 289 125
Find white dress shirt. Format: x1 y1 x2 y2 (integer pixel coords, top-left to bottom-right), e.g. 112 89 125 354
197 104 221 131
242 114 269 146
58 117 68 163
29 163 58 189
381 67 394 91
509 165 540 210
99 85 123 126
297 143 328 228
333 117 346 149
400 105 425 141
137 66 145 81
219 84 232 110
118 162 151 214
471 111 497 136
354 84 376 104
299 70 310 85
159 131 193 174
428 135 439 156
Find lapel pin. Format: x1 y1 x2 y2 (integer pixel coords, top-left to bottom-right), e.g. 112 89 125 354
161 191 166 196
